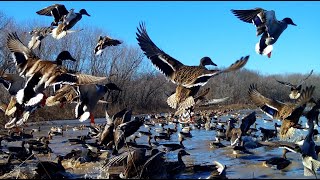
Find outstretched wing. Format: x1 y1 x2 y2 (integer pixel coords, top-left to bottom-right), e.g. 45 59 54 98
136 22 184 79
231 8 265 23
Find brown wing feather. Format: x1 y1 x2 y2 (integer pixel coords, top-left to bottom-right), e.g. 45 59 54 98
248 84 285 110
136 22 184 79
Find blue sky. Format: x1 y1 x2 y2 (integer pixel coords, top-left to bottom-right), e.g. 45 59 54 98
1 1 319 75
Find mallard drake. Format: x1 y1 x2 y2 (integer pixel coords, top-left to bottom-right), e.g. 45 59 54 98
75 83 122 123
276 70 313 100
168 57 249 115
51 8 90 39
248 84 315 140
28 26 53 50
94 35 122 56
36 4 69 26
6 32 107 108
231 8 296 58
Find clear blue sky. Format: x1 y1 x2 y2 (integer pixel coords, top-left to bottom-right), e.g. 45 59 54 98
1 1 319 75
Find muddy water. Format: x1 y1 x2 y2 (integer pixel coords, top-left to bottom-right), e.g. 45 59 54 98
2 109 318 179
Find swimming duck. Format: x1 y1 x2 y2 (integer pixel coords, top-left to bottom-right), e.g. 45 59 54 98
51 8 90 39
6 32 107 107
248 84 315 140
168 57 248 115
36 4 69 26
161 135 185 152
94 35 122 56
165 149 190 178
276 70 313 100
28 26 53 50
231 8 296 58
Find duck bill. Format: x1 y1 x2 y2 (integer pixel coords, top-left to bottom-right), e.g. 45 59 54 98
211 62 217 66
85 12 91 16
70 57 77 61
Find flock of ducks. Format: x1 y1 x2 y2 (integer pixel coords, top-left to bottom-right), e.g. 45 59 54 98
0 3 318 179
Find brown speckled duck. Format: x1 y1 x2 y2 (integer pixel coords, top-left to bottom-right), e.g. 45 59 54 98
248 84 315 140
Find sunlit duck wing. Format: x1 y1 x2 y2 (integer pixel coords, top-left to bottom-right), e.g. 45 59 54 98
36 4 69 26
248 83 288 119
28 26 53 50
52 9 90 39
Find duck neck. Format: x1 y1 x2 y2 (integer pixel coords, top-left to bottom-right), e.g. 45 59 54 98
178 154 184 164
180 139 184 147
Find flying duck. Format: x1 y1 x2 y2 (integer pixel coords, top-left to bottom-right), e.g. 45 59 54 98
94 35 122 56
36 4 69 26
248 84 315 140
168 56 248 115
28 26 53 50
231 8 296 58
136 22 230 89
51 8 90 39
75 82 122 124
275 69 314 99
6 32 107 107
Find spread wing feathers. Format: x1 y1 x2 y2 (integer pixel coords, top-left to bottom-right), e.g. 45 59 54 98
52 73 107 87
240 111 256 135
167 92 178 109
136 22 184 78
298 69 314 85
200 97 230 106
215 55 249 75
46 85 78 106
7 32 38 65
248 84 284 118
276 79 294 87
194 87 210 103
231 8 265 23
36 4 68 19
104 151 130 168
296 85 315 106
176 96 195 113
139 152 166 178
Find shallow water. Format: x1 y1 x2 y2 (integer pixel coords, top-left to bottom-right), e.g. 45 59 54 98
1 109 318 179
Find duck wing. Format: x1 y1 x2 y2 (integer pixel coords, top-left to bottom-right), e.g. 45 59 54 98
275 79 295 88
297 69 314 86
136 22 184 79
231 8 265 23
7 32 38 68
248 84 286 119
